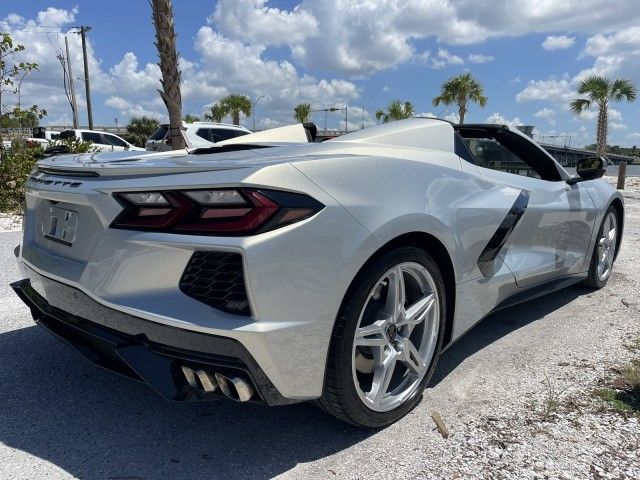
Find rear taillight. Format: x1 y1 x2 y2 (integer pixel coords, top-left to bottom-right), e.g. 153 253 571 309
111 188 323 235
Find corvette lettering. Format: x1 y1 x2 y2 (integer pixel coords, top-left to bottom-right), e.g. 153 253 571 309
28 176 82 188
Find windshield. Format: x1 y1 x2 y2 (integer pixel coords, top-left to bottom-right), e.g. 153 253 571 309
149 126 169 141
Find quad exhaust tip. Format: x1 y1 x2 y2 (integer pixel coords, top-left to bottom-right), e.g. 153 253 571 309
181 365 254 402
181 365 217 393
214 372 254 402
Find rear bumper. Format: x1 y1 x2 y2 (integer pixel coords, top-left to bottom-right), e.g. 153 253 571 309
11 276 296 406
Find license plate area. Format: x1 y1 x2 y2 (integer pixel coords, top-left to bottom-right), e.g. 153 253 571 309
43 205 78 247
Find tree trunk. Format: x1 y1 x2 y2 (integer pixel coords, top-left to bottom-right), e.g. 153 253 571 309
232 111 239 126
596 103 608 156
151 0 185 150
458 101 466 124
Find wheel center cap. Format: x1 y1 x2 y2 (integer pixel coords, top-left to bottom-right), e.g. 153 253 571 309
386 324 397 342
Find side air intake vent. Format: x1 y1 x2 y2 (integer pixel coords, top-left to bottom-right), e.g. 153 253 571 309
179 252 250 316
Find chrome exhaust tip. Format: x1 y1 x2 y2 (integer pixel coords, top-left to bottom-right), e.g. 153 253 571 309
214 372 254 402
181 365 217 393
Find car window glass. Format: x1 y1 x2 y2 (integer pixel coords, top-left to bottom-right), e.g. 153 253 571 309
104 134 128 147
81 132 104 144
196 128 249 143
462 137 541 179
59 130 76 140
149 126 168 141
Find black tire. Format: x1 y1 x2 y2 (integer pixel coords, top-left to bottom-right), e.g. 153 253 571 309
583 206 618 289
317 246 446 428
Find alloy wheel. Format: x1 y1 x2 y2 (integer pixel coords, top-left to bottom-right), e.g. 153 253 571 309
352 262 440 412
597 211 618 282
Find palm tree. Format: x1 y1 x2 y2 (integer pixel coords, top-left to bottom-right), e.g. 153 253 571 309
183 113 200 123
293 102 311 123
219 94 252 126
203 102 227 123
375 100 415 123
432 73 487 124
570 76 637 156
151 0 184 150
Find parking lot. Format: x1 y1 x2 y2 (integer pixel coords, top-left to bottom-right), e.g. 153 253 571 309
0 185 638 479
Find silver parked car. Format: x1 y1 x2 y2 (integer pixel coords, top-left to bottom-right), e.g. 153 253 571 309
12 118 623 427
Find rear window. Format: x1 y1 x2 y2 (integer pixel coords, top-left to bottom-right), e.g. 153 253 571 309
196 128 249 143
149 126 169 141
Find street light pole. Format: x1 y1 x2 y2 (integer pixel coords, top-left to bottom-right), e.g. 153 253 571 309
252 95 264 132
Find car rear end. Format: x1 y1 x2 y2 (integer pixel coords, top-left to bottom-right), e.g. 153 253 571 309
12 149 375 405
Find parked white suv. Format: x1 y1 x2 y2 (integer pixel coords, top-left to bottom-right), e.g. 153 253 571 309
59 129 144 152
145 122 251 151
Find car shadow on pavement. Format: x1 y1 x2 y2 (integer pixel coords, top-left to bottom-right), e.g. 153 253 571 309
0 285 588 480
0 324 372 480
431 284 589 385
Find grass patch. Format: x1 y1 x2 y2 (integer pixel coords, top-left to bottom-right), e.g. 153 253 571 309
593 360 640 416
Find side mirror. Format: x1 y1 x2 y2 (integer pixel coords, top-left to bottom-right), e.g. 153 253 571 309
575 156 606 181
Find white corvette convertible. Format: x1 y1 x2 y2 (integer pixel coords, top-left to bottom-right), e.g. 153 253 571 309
12 118 623 427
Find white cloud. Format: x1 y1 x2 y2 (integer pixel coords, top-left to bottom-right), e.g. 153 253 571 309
534 107 555 119
626 132 640 140
542 35 576 50
206 0 638 76
611 122 628 130
0 6 360 128
516 79 575 104
534 107 556 125
431 49 464 69
444 112 460 123
467 53 495 63
486 113 523 128
211 0 318 46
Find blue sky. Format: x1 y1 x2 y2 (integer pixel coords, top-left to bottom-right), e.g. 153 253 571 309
2 1 639 147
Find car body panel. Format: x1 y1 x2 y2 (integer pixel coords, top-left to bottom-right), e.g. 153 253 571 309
477 167 598 287
13 118 624 401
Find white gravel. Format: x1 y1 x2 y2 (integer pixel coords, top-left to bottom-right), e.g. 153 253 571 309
0 182 638 480
0 213 22 232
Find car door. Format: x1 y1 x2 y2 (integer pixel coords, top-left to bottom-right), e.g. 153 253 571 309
462 130 597 287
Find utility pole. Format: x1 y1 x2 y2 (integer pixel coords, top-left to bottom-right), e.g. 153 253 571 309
76 26 93 129
344 105 348 134
64 35 79 128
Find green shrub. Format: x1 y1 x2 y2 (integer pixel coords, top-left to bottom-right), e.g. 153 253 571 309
47 137 96 153
0 138 96 213
0 144 42 212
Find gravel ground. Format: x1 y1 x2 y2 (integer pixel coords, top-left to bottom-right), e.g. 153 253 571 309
0 183 638 480
0 213 22 232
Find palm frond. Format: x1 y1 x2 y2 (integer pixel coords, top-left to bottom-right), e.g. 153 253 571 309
610 78 637 102
569 98 591 115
